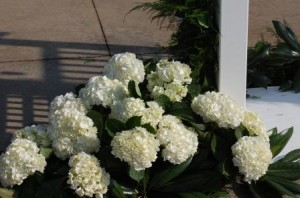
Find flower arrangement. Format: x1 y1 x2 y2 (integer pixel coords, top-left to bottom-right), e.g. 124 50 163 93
1 52 300 198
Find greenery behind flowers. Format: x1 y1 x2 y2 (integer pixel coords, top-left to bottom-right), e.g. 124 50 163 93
132 1 300 92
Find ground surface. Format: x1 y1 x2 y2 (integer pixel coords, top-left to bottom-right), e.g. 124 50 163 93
1 0 300 150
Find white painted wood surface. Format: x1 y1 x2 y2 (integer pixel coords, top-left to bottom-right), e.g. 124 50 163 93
218 0 249 107
247 87 300 158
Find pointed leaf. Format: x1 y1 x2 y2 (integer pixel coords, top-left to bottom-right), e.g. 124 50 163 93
272 21 300 52
105 119 126 137
129 167 144 183
281 149 300 163
87 110 104 138
169 102 195 121
125 116 142 129
141 123 156 134
267 162 300 180
109 180 126 198
270 127 293 157
266 175 300 193
128 80 142 98
39 147 53 159
265 176 296 197
154 94 171 110
149 157 193 189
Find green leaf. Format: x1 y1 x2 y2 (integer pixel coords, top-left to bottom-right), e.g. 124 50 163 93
109 180 126 198
126 116 142 129
128 80 142 98
281 149 300 163
149 157 193 189
168 102 195 121
35 177 65 198
272 20 300 52
87 110 104 138
129 167 144 183
264 176 297 197
39 147 53 159
267 162 300 180
265 175 300 193
234 124 248 140
141 123 156 134
179 191 208 198
0 188 14 198
158 171 223 192
270 127 293 157
210 135 230 161
154 94 171 110
105 119 126 137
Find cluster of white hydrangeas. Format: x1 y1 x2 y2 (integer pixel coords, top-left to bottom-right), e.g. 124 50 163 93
49 92 87 117
0 139 46 187
13 124 51 147
48 93 100 160
156 115 198 164
231 136 272 183
111 127 160 170
79 76 128 108
103 52 145 83
242 111 269 141
110 98 164 128
68 152 110 198
147 59 192 102
191 91 244 129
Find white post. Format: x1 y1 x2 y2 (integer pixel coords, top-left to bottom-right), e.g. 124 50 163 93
217 0 249 107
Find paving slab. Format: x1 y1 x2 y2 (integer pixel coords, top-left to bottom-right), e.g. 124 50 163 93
0 56 109 150
0 0 109 62
249 0 300 46
93 0 172 55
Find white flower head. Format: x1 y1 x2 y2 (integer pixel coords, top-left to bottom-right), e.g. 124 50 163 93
110 97 146 123
68 152 110 198
13 124 51 147
242 111 269 141
49 108 100 160
48 93 100 160
110 98 164 128
79 76 128 108
232 136 272 183
147 59 192 102
191 91 244 129
104 52 145 83
111 127 160 170
156 115 198 164
0 139 46 187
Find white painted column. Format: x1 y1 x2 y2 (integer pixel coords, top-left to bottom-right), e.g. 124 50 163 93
217 0 249 107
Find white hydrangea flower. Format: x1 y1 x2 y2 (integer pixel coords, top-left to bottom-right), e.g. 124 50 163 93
48 93 100 160
156 59 192 84
49 92 87 117
142 101 165 128
147 59 192 102
110 97 146 123
103 52 145 83
191 91 244 129
242 111 269 141
49 108 100 160
232 136 272 183
156 115 198 164
110 98 164 128
111 127 160 170
68 152 110 198
13 124 51 147
79 76 128 108
0 139 46 187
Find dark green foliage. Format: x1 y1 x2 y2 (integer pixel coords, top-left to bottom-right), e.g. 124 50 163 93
130 0 220 92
